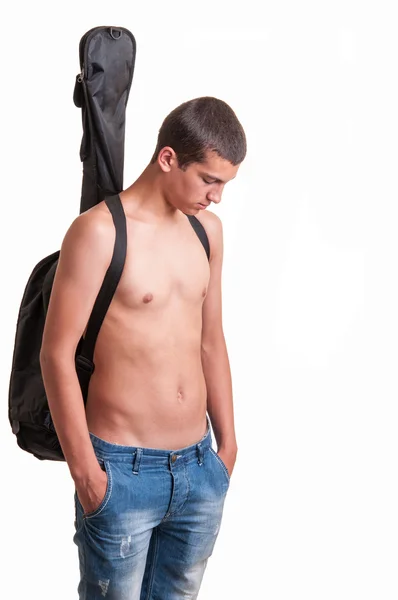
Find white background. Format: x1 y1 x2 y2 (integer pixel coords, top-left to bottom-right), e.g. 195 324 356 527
1 1 398 599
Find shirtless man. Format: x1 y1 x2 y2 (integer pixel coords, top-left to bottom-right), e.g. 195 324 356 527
40 96 246 599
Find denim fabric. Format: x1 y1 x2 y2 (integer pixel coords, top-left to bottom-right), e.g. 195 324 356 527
73 416 230 599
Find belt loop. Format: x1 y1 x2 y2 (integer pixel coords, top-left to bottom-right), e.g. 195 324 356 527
132 448 143 474
196 442 204 466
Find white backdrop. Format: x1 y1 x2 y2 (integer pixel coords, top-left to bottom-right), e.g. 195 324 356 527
1 1 397 599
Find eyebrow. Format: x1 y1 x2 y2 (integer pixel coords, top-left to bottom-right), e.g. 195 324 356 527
202 172 236 184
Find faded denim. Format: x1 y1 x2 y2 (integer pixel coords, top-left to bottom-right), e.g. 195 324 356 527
73 416 230 599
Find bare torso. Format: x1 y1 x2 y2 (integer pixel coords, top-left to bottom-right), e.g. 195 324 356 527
85 199 210 449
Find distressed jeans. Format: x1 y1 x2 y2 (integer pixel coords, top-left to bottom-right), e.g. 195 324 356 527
73 416 230 599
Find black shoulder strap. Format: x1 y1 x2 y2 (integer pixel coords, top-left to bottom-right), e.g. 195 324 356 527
186 215 210 261
79 194 127 361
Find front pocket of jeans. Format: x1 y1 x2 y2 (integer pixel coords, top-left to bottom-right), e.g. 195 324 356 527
209 447 230 484
77 459 113 520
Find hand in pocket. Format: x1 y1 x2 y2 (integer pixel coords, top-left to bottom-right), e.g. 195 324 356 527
76 465 108 516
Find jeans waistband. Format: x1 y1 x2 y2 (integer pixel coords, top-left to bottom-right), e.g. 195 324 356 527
88 414 212 466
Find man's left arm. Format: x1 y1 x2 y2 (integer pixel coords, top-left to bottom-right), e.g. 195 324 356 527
200 211 237 477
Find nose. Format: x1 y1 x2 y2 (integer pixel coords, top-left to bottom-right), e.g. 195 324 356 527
207 185 224 204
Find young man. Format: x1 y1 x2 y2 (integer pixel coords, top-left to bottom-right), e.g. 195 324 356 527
40 96 246 599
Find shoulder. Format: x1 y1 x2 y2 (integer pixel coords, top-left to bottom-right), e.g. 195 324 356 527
65 201 113 239
194 209 223 260
61 202 114 253
194 208 222 232
59 201 115 273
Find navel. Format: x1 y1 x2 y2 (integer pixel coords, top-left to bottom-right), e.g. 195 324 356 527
142 293 154 304
202 287 207 298
177 387 184 402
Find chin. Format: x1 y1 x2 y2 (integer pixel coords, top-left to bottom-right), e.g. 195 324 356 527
184 206 200 215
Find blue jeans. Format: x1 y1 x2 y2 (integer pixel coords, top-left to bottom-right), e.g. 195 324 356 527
73 416 230 599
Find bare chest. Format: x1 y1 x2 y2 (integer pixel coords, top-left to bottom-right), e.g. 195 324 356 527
115 219 210 310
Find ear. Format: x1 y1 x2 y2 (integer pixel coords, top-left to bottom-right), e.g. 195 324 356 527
158 146 178 173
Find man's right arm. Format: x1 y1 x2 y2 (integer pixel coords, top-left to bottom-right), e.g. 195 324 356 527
40 207 114 489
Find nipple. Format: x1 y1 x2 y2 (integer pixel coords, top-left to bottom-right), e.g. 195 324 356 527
143 293 154 304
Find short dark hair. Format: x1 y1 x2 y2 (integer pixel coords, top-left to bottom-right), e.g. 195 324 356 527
150 96 247 170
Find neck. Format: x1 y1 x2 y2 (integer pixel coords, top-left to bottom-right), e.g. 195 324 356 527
120 164 179 223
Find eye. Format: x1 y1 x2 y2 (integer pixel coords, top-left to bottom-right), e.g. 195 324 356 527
202 177 214 185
